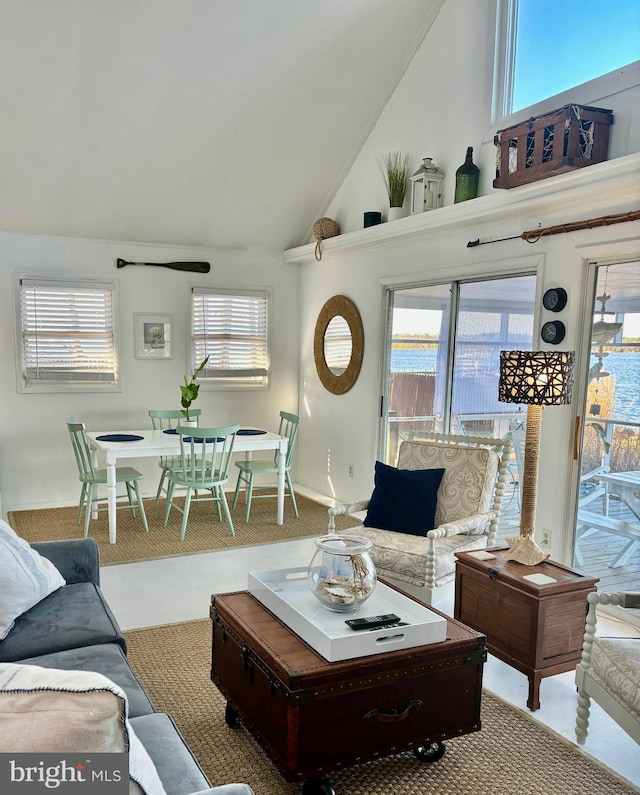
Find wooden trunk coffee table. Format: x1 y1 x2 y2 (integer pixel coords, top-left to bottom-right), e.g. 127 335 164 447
210 590 486 794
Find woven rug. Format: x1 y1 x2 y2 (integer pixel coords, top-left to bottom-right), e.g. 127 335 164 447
124 619 636 795
7 494 354 566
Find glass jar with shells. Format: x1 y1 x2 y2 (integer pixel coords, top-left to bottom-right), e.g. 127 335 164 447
307 535 377 612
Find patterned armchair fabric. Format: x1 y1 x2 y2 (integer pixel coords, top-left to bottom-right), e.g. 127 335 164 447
575 591 640 745
328 433 511 602
397 439 499 527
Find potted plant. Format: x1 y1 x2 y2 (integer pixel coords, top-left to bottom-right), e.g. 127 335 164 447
180 356 209 424
380 151 410 220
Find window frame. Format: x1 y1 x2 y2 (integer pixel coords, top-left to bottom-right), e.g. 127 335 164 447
13 274 120 394
189 286 270 390
491 0 640 129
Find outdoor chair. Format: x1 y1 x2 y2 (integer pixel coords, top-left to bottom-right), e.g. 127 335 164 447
164 424 239 541
148 408 202 504
575 590 640 745
232 411 300 522
66 419 149 537
328 432 511 605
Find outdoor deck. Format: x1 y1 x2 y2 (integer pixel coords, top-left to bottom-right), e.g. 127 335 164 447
496 492 640 619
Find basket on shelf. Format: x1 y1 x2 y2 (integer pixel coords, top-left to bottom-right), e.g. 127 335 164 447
493 104 613 189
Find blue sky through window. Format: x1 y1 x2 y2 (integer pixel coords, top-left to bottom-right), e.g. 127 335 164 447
512 0 640 113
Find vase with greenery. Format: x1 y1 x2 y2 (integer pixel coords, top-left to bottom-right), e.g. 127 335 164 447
381 151 410 219
180 356 209 421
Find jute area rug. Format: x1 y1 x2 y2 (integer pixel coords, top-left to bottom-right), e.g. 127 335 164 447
7 493 354 566
124 619 636 795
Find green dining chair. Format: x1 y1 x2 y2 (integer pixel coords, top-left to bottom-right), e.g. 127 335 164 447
148 408 202 505
232 411 300 522
66 420 149 537
164 424 239 541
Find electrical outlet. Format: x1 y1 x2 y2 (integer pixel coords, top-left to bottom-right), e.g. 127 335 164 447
348 465 354 478
541 530 552 548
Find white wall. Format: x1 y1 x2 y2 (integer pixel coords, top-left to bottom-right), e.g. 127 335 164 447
294 0 640 561
0 232 300 513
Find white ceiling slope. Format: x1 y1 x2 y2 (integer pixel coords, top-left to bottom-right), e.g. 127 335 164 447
0 0 444 252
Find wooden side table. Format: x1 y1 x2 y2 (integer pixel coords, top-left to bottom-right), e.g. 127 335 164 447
454 547 598 711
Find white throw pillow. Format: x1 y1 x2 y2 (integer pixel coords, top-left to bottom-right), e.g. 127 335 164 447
0 518 66 640
0 663 167 795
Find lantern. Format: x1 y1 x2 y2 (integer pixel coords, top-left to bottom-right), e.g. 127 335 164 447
410 157 445 214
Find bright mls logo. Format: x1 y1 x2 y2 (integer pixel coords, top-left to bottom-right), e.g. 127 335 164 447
0 753 127 793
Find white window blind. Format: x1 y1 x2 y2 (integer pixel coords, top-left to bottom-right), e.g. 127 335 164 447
191 288 269 385
19 279 116 386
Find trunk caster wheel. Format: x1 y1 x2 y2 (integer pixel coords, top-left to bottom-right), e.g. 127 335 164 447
224 702 239 728
302 776 335 795
414 740 446 763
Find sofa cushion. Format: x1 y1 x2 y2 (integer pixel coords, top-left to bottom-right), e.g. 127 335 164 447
130 713 211 795
363 461 445 536
0 518 65 640
0 581 126 663
0 662 166 795
19 643 155 718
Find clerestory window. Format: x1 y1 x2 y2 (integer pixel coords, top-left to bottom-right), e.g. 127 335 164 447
494 0 640 122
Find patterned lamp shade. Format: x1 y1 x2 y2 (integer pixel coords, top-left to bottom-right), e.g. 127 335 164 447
499 350 575 406
498 350 575 541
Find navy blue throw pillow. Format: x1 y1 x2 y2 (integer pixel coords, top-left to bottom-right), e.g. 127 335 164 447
363 461 445 536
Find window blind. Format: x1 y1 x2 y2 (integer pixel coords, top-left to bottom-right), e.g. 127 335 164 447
20 279 116 385
191 288 268 385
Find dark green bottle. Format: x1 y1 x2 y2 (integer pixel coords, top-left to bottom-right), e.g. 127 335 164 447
454 146 480 203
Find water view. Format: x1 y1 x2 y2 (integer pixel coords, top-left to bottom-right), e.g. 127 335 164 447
391 348 640 423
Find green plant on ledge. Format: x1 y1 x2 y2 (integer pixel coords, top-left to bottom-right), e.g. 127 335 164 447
180 356 209 419
381 151 410 208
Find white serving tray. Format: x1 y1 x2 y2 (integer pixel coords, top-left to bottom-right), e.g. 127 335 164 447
247 567 447 662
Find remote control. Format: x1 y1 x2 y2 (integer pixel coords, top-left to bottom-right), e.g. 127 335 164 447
345 614 401 631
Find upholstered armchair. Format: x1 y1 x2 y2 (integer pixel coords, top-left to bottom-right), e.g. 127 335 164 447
328 433 512 605
575 591 640 745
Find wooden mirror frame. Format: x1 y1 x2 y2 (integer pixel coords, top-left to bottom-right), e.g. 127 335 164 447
313 295 364 395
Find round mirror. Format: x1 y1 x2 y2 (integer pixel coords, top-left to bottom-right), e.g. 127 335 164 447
314 295 364 394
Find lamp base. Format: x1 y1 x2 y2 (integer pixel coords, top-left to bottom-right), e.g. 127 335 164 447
503 533 550 566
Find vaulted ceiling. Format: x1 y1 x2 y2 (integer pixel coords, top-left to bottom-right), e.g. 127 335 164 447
0 0 444 252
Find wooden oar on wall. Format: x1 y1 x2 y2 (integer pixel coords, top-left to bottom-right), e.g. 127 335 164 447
116 258 210 273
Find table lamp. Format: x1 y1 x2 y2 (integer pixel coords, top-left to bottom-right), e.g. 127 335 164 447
498 350 575 564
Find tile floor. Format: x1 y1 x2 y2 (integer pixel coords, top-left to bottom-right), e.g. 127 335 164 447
100 489 640 792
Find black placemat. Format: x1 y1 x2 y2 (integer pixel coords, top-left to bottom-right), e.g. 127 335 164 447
238 429 267 435
96 434 144 442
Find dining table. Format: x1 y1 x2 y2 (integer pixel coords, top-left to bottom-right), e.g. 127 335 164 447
88 427 289 543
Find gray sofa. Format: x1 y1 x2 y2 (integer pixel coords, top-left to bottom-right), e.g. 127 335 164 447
0 537 253 795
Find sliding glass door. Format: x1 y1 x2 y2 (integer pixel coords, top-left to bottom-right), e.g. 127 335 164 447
382 274 536 534
573 260 640 604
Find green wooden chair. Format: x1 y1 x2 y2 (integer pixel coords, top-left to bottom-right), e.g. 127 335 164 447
66 420 149 537
148 408 202 505
164 424 239 541
232 411 300 522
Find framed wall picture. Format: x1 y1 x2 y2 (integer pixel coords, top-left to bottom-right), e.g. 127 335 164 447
135 313 173 359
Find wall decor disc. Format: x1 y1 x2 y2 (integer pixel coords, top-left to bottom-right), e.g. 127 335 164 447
542 287 568 312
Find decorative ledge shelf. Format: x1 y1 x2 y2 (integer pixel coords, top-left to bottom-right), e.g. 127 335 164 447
283 153 640 264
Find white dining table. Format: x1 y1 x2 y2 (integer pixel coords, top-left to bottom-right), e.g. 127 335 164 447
88 427 289 543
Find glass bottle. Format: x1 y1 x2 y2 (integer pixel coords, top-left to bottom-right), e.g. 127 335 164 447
454 146 480 203
308 534 377 612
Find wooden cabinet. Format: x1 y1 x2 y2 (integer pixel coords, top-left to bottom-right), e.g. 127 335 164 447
454 548 598 710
